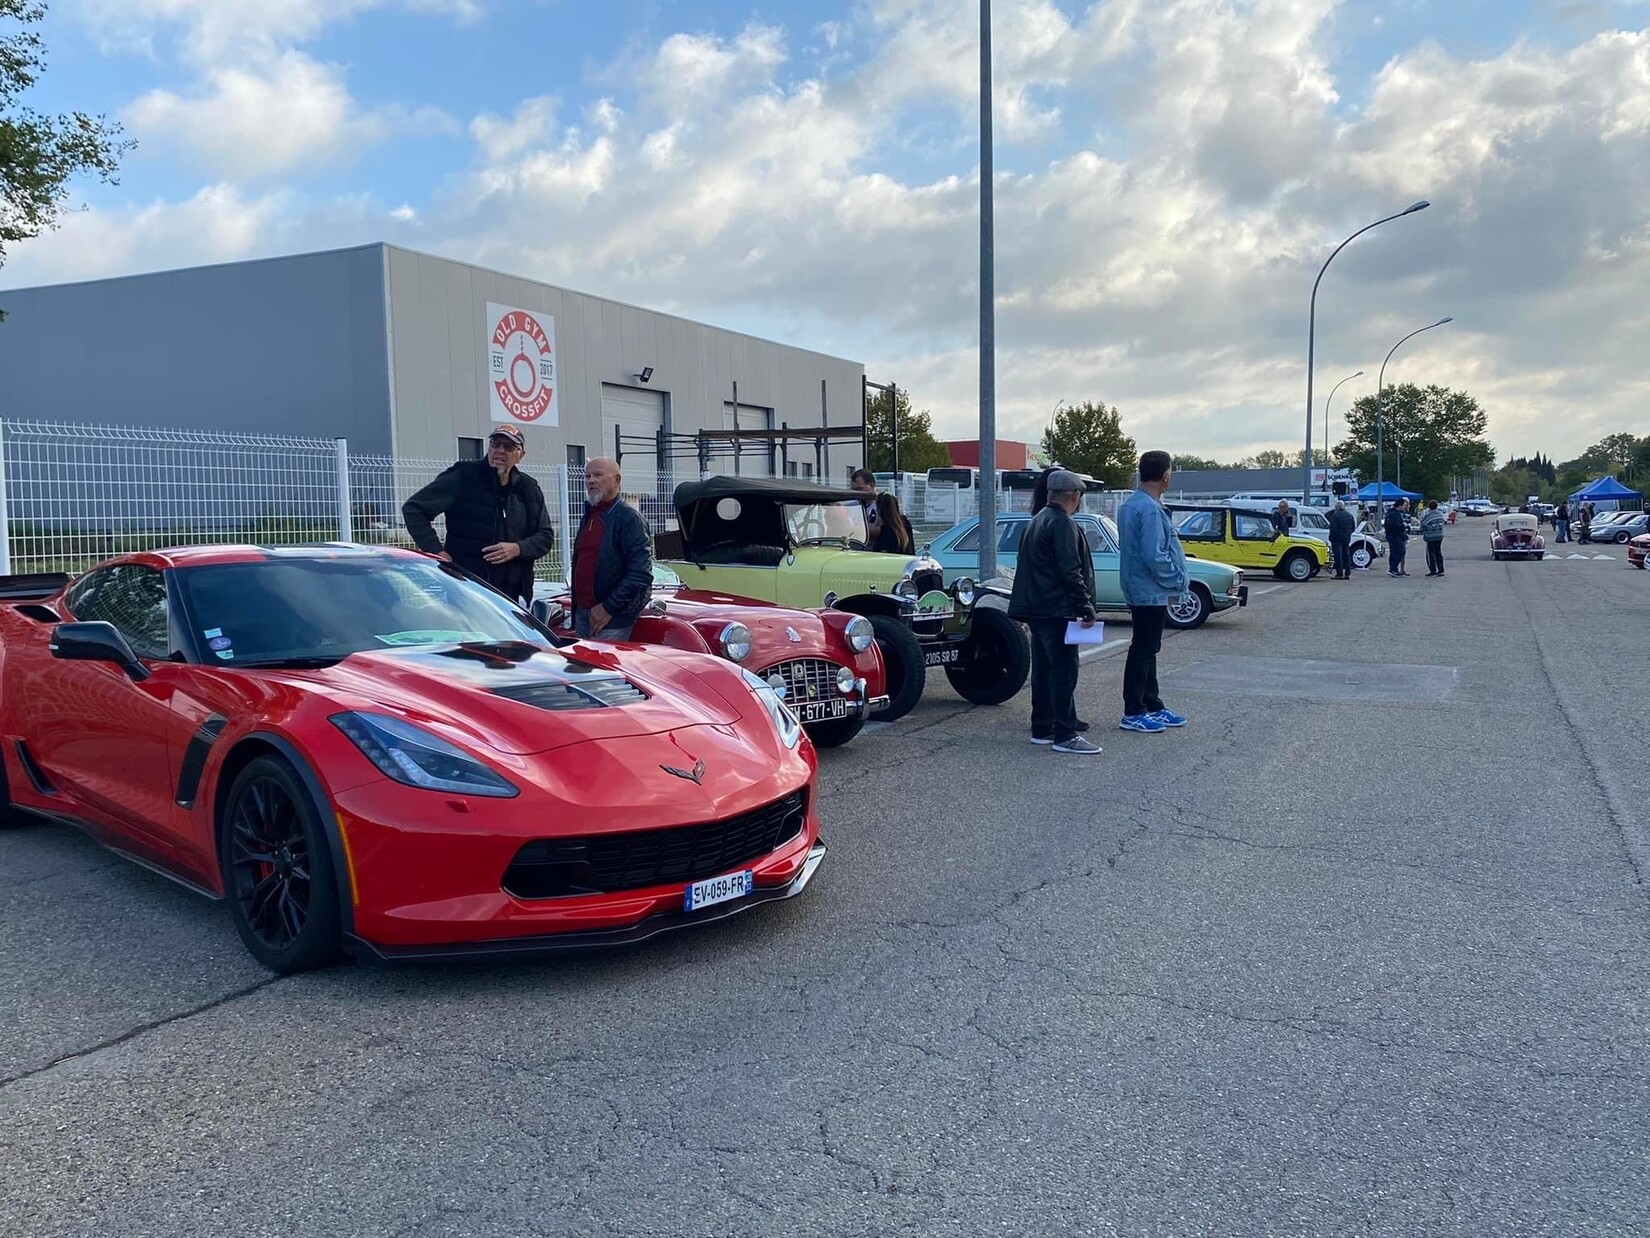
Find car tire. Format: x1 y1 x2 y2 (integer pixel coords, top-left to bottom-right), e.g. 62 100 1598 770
868 615 925 723
1615 530 1631 544
944 607 1031 706
1279 552 1314 582
1165 584 1210 630
805 716 867 749
219 755 342 974
1350 545 1373 570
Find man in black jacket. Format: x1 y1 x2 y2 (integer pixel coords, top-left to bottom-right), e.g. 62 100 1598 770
402 424 556 606
1328 500 1356 579
1383 499 1411 577
569 457 654 639
1007 469 1100 755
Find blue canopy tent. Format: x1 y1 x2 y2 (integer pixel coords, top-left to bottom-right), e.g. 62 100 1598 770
1569 475 1642 504
1353 481 1422 502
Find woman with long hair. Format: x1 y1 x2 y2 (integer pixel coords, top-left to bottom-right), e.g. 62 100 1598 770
871 491 913 554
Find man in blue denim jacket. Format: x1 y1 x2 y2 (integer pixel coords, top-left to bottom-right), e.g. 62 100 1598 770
1116 450 1189 734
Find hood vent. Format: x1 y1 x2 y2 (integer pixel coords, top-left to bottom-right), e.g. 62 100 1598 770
492 678 647 711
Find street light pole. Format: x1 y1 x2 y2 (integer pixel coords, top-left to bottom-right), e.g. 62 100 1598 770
1303 200 1431 504
1376 316 1452 517
1323 369 1363 491
977 0 998 582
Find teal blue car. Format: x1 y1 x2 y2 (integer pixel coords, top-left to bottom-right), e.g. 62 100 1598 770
925 513 1248 629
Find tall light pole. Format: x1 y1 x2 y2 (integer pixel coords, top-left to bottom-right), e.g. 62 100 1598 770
1303 200 1431 504
1323 369 1363 489
1376 316 1452 516
977 0 999 581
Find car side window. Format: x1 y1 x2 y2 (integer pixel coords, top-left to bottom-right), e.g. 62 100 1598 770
1073 517 1109 553
999 522 1026 552
1235 514 1276 541
63 565 172 659
1176 512 1218 540
954 525 982 553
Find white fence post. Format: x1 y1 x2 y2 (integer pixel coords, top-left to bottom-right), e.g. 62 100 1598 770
335 438 353 543
0 421 10 576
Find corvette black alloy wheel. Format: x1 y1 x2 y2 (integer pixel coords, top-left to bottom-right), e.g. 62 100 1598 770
221 755 341 972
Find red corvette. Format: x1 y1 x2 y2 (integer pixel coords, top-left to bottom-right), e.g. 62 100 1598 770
0 545 824 972
534 569 887 748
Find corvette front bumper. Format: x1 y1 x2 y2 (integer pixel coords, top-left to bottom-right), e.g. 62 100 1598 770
348 840 826 963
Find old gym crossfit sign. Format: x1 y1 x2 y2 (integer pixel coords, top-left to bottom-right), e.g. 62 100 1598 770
487 303 559 426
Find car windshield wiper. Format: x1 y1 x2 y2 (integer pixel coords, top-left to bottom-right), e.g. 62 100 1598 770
234 655 347 669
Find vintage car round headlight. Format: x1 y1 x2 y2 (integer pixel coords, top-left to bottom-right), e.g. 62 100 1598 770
845 615 874 652
953 576 976 607
719 622 753 662
836 666 856 695
892 578 918 600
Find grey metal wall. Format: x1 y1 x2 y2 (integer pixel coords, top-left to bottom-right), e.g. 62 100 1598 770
382 246 865 473
0 246 394 451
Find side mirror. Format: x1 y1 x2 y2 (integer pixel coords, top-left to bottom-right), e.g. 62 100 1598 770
531 599 567 629
49 621 150 682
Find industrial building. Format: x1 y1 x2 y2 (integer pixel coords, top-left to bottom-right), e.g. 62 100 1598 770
0 244 867 489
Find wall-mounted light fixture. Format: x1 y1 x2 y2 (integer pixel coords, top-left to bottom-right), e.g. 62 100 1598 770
635 367 654 383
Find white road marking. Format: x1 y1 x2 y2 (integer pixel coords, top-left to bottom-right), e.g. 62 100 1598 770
1080 638 1131 661
1247 585 1287 598
1568 554 1589 560
1593 554 1616 560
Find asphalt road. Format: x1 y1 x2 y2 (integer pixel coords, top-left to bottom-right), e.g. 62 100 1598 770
3 524 1647 1237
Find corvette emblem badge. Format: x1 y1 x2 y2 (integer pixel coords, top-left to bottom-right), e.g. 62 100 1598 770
785 626 801 643
661 758 707 785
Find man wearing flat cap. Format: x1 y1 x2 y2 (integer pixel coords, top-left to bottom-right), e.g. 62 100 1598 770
1007 468 1101 755
402 423 556 607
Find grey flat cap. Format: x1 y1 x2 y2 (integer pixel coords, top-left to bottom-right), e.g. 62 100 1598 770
1046 468 1085 494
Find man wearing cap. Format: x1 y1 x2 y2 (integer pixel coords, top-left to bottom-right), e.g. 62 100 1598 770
569 457 654 640
1007 468 1101 755
1116 450 1188 734
402 425 556 607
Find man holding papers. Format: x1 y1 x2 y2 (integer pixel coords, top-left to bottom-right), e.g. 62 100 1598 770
1007 469 1102 755
1116 450 1190 734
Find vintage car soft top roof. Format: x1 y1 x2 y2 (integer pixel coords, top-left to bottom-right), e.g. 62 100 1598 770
673 475 862 508
1496 513 1539 528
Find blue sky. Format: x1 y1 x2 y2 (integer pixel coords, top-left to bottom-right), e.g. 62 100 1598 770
7 0 1650 461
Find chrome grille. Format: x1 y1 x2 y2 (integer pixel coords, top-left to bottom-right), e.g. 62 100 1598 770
758 657 842 704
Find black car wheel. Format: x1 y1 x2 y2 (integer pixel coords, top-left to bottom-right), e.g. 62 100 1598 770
1615 530 1631 544
1350 544 1374 570
868 615 925 723
1165 584 1210 630
220 755 342 974
805 715 867 749
944 608 1031 706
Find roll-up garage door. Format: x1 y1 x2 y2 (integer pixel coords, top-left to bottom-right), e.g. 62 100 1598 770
722 402 774 478
601 384 666 497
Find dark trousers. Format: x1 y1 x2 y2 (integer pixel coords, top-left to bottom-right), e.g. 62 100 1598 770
1555 520 1569 542
1425 540 1444 574
1389 538 1408 573
1029 619 1081 742
1330 536 1352 576
1124 606 1167 718
573 608 635 640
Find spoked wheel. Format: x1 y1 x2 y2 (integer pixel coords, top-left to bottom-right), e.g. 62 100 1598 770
1165 585 1210 630
221 755 341 973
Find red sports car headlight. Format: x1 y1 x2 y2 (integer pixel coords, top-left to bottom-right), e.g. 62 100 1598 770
330 712 520 798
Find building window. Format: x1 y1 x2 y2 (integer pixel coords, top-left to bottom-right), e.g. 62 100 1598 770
566 445 586 469
458 437 483 460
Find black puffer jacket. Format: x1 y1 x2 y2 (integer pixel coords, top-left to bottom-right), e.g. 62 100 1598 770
402 460 556 604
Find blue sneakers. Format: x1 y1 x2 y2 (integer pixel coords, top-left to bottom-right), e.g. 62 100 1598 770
1150 709 1187 728
1119 714 1166 733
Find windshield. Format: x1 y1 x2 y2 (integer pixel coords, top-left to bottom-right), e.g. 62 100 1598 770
784 501 869 548
175 557 544 666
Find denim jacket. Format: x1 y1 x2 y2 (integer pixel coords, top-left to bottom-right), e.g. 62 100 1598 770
1117 488 1188 606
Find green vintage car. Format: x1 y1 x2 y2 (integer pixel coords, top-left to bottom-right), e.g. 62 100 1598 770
656 477 1029 722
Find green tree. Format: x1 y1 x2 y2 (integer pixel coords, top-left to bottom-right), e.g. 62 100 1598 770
1040 400 1137 487
1334 383 1495 500
1293 447 1332 468
1171 454 1225 472
1488 468 1543 506
1244 449 1289 469
864 387 950 473
2 1 129 317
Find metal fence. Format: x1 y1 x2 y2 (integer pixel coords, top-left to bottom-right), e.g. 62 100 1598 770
0 419 1127 577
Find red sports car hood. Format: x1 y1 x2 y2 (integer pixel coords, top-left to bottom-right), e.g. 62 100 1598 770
257 641 751 755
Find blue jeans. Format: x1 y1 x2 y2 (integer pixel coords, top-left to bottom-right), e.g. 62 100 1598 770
573 608 635 640
1556 520 1569 542
1389 538 1408 573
